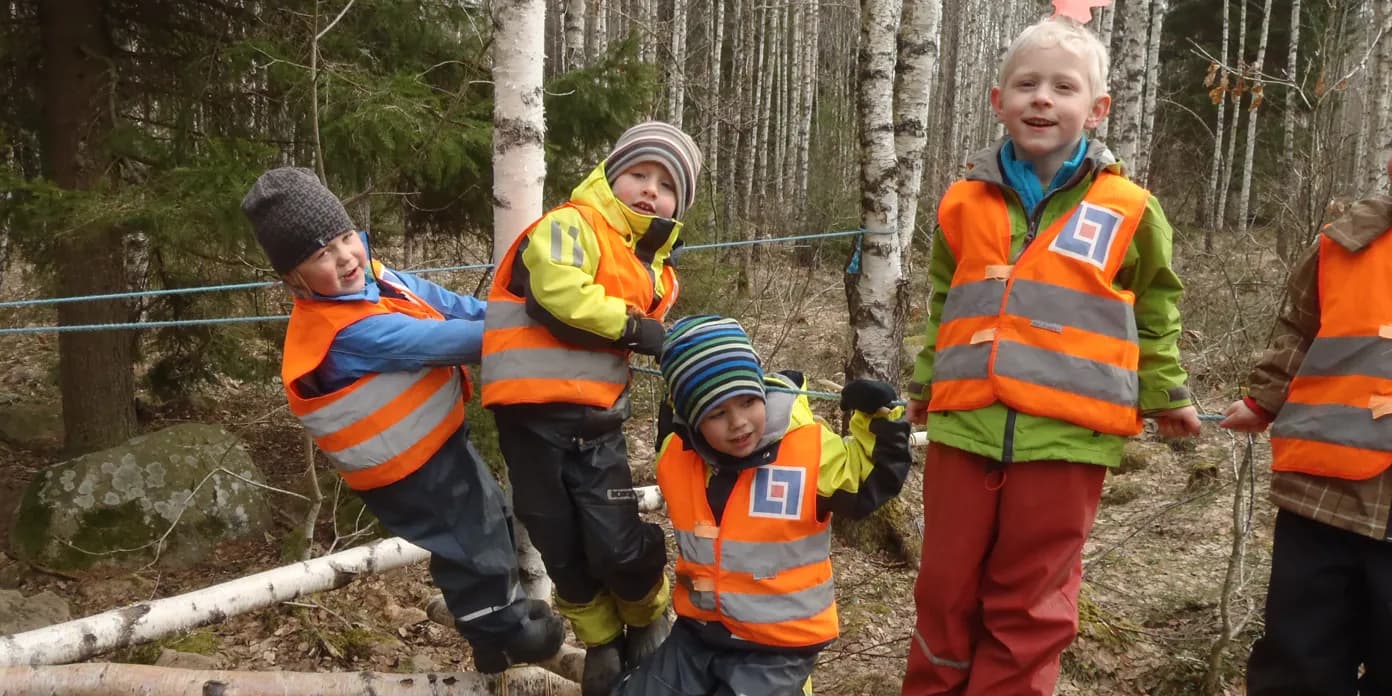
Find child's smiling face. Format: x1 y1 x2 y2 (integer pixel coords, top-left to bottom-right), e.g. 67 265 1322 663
288 230 367 296
698 394 768 458
991 43 1110 175
611 161 678 218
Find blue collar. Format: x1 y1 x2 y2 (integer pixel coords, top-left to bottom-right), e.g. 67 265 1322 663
999 137 1088 216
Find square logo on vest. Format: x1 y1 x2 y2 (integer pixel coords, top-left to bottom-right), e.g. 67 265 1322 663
749 466 806 520
1048 202 1122 269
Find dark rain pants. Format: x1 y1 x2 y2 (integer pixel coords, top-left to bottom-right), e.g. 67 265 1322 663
1246 508 1392 695
356 423 529 644
614 619 816 696
493 401 667 645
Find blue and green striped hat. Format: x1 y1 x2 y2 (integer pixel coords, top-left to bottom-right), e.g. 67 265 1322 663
659 315 766 426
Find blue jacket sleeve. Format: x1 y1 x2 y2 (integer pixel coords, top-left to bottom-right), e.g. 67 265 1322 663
319 313 484 390
386 269 487 321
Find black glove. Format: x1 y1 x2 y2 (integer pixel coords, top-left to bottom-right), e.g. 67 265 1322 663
840 379 898 413
619 316 665 356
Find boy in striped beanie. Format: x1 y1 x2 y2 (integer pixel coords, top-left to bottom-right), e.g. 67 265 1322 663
480 121 701 696
615 315 913 695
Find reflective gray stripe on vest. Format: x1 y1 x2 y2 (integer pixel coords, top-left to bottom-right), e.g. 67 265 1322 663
722 531 830 577
299 369 432 436
995 341 1138 406
1006 279 1138 343
309 370 463 472
1297 336 1392 379
481 348 628 386
932 343 992 383
675 531 716 565
940 280 1005 323
688 588 716 611
483 301 533 330
1272 402 1392 452
719 578 834 624
674 530 831 577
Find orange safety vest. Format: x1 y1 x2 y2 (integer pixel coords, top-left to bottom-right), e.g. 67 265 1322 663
928 172 1150 436
481 202 678 408
1270 229 1392 480
657 424 838 648
282 261 470 491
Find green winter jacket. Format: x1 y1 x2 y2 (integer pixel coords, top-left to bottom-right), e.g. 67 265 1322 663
908 139 1193 467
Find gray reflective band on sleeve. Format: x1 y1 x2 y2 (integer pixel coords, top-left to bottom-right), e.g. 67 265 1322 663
994 341 1138 406
1272 402 1392 452
1005 279 1138 343
941 280 1005 323
718 579 834 624
480 347 629 386
298 369 433 435
931 343 992 383
326 372 464 472
720 531 830 577
1297 336 1392 379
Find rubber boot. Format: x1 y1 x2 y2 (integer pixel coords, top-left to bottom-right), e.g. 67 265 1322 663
622 611 671 669
469 599 563 674
581 638 625 696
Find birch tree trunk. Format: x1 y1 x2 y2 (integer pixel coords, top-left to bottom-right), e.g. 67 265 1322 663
638 0 656 62
0 665 577 696
847 0 904 383
1237 0 1274 238
794 0 819 220
1095 2 1118 141
589 0 608 61
1278 0 1302 259
1370 0 1392 192
1217 0 1248 236
1203 0 1231 250
1111 0 1150 170
892 0 943 269
666 0 688 128
564 0 586 71
490 0 545 264
1134 0 1167 185
751 7 771 206
704 0 723 232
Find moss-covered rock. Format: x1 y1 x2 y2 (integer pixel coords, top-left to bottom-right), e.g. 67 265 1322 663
0 401 62 449
8 423 272 572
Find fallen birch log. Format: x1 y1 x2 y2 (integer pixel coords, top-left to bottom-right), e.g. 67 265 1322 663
0 663 578 696
0 487 665 669
0 537 430 668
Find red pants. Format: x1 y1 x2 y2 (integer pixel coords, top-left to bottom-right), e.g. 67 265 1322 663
901 443 1107 696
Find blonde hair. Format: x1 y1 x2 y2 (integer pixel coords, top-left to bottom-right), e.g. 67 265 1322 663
999 17 1109 96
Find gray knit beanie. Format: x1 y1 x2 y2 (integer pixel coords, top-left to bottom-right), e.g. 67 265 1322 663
605 121 703 219
242 167 355 275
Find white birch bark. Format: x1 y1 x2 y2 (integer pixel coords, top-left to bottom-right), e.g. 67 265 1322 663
1217 0 1248 235
1204 0 1231 246
1095 1 1118 141
1237 0 1274 237
0 664 576 696
1279 0 1302 257
750 7 771 206
1370 0 1392 192
771 4 788 202
490 0 546 264
704 0 723 230
666 0 688 127
794 0 819 216
589 0 608 61
848 0 904 382
892 0 943 268
1134 0 1167 185
639 0 656 62
1111 0 1150 170
564 0 586 70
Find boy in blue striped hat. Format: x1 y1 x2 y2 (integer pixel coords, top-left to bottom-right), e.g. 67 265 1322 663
614 315 913 696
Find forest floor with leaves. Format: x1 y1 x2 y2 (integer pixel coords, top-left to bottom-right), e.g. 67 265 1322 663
0 230 1286 695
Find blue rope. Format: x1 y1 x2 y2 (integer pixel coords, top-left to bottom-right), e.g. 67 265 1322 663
0 315 289 335
0 231 863 311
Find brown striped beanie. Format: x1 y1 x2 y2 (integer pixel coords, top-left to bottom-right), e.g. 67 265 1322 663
605 121 703 219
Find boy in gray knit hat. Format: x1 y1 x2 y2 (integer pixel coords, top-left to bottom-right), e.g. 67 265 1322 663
480 121 701 696
612 315 913 696
242 166 563 673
